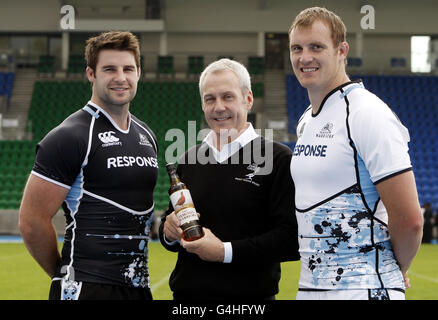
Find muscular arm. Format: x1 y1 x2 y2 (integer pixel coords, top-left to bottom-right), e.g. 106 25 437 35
18 174 69 278
376 171 423 276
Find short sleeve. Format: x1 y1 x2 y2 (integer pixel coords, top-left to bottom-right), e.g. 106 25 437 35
32 125 88 188
349 92 411 184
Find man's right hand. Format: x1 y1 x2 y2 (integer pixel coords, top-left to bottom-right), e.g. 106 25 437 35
163 211 183 242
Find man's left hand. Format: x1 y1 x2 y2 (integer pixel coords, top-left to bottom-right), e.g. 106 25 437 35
181 228 224 262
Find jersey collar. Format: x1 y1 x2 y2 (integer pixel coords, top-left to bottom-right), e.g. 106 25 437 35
312 79 363 117
85 101 131 134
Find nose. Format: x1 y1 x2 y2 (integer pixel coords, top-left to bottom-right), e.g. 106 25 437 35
299 48 314 65
213 99 227 113
113 68 127 82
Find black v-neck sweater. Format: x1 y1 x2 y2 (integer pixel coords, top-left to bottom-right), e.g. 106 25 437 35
159 137 299 298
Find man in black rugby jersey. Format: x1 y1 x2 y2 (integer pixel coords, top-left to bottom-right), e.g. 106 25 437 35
19 31 158 300
159 58 299 300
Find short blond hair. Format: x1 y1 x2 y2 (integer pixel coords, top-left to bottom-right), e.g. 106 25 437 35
289 7 346 47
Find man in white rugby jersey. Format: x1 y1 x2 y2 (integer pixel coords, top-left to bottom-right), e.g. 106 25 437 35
288 7 423 300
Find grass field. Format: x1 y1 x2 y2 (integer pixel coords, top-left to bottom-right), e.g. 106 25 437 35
0 242 437 300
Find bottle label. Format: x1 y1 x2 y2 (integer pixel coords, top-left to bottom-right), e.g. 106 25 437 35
175 206 198 226
170 189 194 211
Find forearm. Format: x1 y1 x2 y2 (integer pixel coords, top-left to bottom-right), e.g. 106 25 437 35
376 171 424 275
389 222 423 274
20 219 61 278
19 174 69 278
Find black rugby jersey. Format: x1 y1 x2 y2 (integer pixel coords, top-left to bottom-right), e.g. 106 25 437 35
160 136 300 298
32 101 158 288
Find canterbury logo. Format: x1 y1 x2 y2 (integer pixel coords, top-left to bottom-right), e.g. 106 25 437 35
98 131 119 143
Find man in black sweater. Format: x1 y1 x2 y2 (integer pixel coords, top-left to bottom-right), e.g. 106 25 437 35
159 58 299 300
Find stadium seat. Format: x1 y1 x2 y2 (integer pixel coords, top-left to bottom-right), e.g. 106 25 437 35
248 56 265 75
187 56 204 75
0 140 35 210
0 72 15 103
37 55 55 76
347 57 363 67
157 56 174 76
67 54 85 76
390 57 406 68
252 82 264 98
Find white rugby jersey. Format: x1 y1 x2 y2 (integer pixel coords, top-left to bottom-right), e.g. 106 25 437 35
290 81 411 291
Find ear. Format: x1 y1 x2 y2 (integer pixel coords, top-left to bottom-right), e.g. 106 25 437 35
86 66 95 83
200 92 207 112
339 41 349 61
246 90 254 111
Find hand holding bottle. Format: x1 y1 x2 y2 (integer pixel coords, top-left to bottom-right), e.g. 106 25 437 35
163 211 183 242
181 227 225 262
163 210 201 242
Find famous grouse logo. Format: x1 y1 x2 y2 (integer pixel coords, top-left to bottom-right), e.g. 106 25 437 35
176 192 186 206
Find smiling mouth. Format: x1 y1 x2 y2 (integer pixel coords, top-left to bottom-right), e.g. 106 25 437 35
301 67 319 73
110 87 129 92
214 116 232 122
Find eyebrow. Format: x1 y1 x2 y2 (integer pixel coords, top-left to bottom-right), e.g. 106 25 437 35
101 64 137 69
291 41 327 48
310 41 327 47
203 91 235 98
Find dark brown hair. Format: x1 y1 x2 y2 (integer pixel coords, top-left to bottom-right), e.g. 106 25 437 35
85 31 140 71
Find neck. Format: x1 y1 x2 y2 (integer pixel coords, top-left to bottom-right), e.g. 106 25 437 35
308 74 350 115
212 123 249 151
91 97 130 130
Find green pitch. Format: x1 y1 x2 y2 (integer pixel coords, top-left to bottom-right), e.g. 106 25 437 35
0 242 437 300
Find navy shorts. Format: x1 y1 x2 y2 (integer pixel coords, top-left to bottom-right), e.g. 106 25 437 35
49 279 153 300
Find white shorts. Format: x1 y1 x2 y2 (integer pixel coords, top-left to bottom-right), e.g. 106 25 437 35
296 289 405 300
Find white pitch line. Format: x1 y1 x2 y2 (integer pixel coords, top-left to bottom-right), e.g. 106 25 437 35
409 272 438 284
151 272 171 293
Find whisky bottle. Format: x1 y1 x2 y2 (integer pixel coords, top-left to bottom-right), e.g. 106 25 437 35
166 163 204 241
